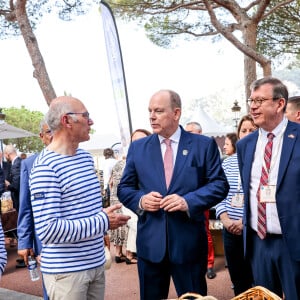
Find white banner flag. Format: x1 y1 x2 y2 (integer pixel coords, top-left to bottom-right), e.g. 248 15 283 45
100 1 132 150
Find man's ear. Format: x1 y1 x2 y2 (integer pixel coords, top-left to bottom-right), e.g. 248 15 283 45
174 108 181 120
277 98 286 113
296 110 300 122
61 115 72 128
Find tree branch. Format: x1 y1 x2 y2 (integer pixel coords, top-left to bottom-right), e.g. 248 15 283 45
262 0 294 19
203 0 268 65
15 0 56 105
252 0 270 22
0 0 16 22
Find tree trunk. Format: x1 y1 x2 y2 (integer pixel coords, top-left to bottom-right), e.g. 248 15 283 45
243 54 256 105
15 0 56 106
261 60 272 77
242 22 271 112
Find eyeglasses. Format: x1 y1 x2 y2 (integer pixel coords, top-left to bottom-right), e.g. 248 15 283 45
66 112 90 119
247 97 279 106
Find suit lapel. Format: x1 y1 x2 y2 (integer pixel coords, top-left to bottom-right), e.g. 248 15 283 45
277 122 297 189
169 131 191 189
242 132 258 192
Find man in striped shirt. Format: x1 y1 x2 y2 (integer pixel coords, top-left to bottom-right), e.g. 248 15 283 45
30 96 130 300
0 222 7 279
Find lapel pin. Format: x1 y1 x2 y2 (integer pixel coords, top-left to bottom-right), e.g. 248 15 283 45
182 150 188 155
288 134 295 139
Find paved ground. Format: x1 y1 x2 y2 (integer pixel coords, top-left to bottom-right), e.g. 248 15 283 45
0 288 42 300
0 238 235 300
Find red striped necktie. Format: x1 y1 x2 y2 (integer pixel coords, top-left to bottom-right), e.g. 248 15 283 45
257 132 275 239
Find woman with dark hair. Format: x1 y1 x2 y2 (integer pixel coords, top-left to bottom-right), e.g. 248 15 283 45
216 115 257 296
223 132 238 157
109 129 151 264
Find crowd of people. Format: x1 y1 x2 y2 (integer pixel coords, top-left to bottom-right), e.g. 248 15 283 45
0 76 299 300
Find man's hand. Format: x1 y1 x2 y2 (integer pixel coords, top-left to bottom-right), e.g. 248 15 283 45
103 204 131 230
141 192 162 212
221 217 243 235
18 248 35 265
228 219 243 235
160 194 188 212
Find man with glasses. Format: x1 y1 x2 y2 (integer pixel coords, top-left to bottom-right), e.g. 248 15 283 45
29 96 130 300
237 77 300 299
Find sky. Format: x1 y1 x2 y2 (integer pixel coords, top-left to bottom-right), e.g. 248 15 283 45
0 5 245 144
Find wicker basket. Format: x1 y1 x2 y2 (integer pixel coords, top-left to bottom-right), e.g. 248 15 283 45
231 286 282 300
1 198 13 213
178 293 203 299
176 293 218 300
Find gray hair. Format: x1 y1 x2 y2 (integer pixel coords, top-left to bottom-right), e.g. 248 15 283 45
39 117 49 133
4 144 17 155
45 97 75 132
185 121 202 131
168 90 182 109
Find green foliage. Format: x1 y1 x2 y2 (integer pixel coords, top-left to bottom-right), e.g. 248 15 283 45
108 0 300 59
257 1 300 58
109 0 216 48
2 106 44 153
287 53 300 69
0 0 98 39
274 68 300 88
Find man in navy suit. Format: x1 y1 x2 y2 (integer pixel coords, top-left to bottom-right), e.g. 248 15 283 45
17 119 52 299
0 150 11 181
4 145 21 212
118 89 229 299
0 166 4 197
237 77 300 299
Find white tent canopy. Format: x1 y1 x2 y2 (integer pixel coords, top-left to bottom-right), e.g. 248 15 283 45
79 133 121 153
79 133 121 171
190 106 231 137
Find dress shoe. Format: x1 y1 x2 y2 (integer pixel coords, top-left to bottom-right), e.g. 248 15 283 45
206 267 216 279
115 255 126 263
16 260 26 268
125 257 138 265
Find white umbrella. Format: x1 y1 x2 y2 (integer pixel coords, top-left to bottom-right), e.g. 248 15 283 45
0 122 37 154
0 122 37 140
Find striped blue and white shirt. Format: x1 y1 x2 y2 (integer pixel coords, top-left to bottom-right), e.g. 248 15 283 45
0 222 7 276
30 148 109 274
216 153 244 220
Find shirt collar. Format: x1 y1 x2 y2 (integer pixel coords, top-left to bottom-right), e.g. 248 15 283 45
259 116 288 138
11 156 18 165
158 126 181 144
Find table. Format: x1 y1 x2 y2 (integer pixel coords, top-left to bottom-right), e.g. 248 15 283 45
1 209 18 233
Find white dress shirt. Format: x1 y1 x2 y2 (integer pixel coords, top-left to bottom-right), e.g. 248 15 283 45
249 117 288 234
158 126 181 165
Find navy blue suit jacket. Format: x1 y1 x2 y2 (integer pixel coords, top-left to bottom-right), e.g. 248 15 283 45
17 154 42 254
118 128 229 264
1 161 11 181
6 157 21 212
0 167 4 196
237 121 300 261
